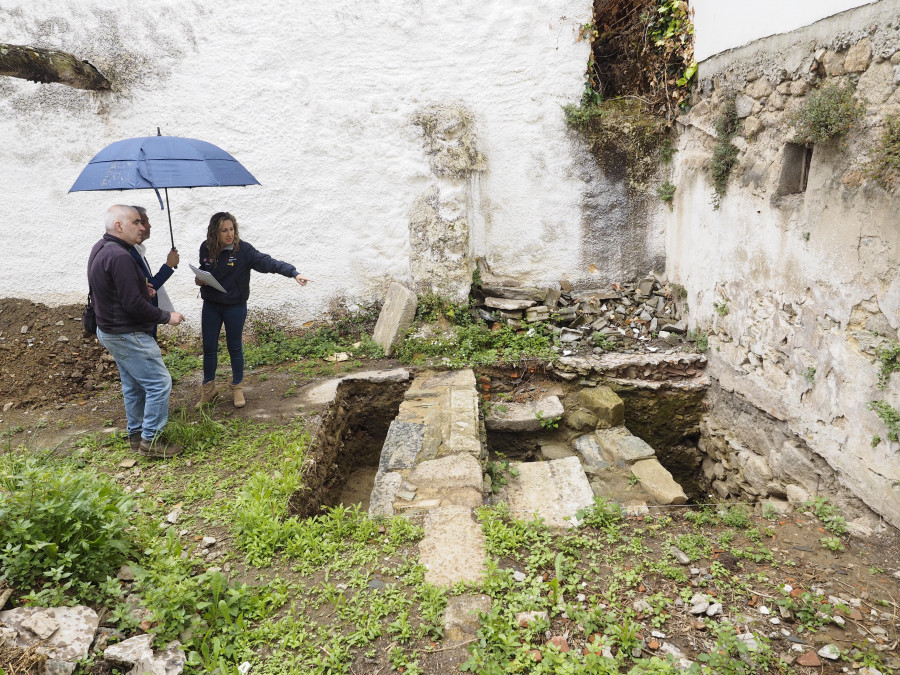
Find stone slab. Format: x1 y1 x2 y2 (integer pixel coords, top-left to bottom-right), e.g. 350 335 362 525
372 282 417 357
484 395 564 432
419 505 486 587
504 457 594 528
480 286 548 302
407 453 483 492
446 388 483 458
379 420 425 470
631 458 688 505
369 470 403 516
0 606 99 662
595 427 656 464
484 297 537 311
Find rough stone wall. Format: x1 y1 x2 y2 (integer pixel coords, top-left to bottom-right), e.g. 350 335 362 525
667 0 900 528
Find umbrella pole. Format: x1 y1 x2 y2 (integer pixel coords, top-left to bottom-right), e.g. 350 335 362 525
164 188 177 266
164 188 175 248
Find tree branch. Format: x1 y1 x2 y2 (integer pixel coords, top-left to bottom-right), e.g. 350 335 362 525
0 43 111 91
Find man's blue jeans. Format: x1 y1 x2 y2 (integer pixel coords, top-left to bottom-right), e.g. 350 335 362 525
97 329 172 442
201 301 248 385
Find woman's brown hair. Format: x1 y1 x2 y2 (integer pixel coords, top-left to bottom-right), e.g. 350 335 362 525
206 211 241 261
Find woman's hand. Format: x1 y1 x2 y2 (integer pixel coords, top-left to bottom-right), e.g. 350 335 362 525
195 277 205 287
295 274 312 286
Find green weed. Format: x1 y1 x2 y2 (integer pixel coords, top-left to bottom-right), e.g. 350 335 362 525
789 82 864 144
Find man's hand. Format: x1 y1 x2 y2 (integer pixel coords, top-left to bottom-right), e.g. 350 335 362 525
166 248 180 268
295 274 312 286
167 312 184 326
147 283 157 298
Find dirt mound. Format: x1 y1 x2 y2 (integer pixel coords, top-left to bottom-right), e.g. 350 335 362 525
0 299 119 410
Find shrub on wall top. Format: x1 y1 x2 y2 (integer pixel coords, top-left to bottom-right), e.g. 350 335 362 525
789 82 864 145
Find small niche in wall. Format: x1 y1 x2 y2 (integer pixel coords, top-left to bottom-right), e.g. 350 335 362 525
777 143 813 196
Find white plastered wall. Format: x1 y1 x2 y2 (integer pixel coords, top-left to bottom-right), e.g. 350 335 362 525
0 0 592 325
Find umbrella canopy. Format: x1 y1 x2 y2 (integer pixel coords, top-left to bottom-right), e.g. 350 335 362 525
70 135 260 191
69 132 260 248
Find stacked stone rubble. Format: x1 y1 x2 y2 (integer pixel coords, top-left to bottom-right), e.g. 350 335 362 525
475 272 686 353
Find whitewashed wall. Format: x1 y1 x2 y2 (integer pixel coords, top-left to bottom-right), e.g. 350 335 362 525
0 0 592 325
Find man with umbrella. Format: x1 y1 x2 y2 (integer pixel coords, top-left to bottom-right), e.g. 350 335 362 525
88 204 185 459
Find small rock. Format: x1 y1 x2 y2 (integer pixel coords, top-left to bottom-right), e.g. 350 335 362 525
759 606 770 615
119 458 137 468
817 644 840 660
548 635 569 653
513 571 527 582
117 565 135 581
516 611 548 628
737 633 759 651
20 325 28 334
690 601 709 615
706 603 723 617
202 536 217 548
670 546 691 565
166 509 180 524
797 651 821 667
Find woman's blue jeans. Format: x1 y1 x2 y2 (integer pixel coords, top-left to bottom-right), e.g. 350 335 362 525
96 329 172 441
201 301 248 385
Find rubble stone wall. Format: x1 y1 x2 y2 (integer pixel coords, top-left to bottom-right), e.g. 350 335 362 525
667 0 900 528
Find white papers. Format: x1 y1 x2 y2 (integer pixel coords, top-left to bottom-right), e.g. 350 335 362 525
188 264 227 293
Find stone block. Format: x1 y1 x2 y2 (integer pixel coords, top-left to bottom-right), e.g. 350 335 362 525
504 457 594 528
525 306 550 322
595 427 655 464
369 470 402 516
103 634 154 666
844 38 872 73
564 409 598 431
480 286 547 302
379 420 425 470
823 50 845 77
419 505 485 587
745 78 773 98
735 94 755 118
631 458 687 505
577 386 624 428
372 282 417 357
484 396 564 432
444 594 492 646
407 453 483 492
573 433 606 469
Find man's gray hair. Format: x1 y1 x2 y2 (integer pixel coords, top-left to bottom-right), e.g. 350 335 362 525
105 204 135 233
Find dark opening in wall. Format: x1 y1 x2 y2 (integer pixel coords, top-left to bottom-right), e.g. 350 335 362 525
777 143 813 195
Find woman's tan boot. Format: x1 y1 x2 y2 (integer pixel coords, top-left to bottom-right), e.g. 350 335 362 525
195 381 218 409
231 383 246 408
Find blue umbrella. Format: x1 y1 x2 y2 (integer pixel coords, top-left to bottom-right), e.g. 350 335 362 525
69 129 260 249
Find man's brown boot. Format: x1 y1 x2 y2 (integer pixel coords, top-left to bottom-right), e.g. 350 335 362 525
231 383 246 408
129 432 142 452
138 437 183 459
195 381 218 409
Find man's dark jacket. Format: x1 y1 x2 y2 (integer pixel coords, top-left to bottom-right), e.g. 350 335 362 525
88 234 170 334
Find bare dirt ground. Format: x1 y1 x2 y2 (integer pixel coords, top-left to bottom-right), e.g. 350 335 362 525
1 299 899 673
